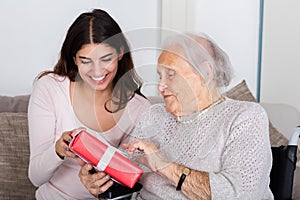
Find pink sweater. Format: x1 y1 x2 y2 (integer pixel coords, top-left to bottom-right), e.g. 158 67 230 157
28 74 150 200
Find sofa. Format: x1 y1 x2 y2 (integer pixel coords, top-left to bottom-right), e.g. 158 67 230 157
0 95 36 199
0 80 299 199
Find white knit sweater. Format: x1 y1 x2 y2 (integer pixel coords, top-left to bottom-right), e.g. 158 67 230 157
130 98 274 200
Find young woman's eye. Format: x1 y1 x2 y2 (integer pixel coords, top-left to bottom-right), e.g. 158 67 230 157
101 58 112 62
81 60 92 64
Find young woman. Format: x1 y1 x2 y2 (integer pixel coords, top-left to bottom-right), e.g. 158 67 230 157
28 9 150 199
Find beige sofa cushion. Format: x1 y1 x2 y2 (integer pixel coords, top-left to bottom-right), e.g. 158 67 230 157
0 112 36 199
224 80 289 147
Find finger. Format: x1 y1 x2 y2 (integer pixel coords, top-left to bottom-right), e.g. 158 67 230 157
62 132 73 144
128 140 145 154
122 142 136 156
77 157 86 166
95 174 111 186
96 171 108 180
80 163 94 176
64 150 77 158
55 139 69 158
97 179 114 194
89 179 113 198
88 167 97 174
59 143 70 156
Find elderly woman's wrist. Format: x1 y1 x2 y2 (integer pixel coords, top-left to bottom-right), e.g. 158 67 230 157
156 161 176 178
153 152 168 169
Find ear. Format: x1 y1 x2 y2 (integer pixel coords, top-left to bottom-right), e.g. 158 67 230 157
118 46 125 61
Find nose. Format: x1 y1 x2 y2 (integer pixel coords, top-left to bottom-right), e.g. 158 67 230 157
158 82 168 93
93 62 105 76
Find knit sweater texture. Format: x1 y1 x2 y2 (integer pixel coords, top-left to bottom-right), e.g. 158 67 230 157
131 98 274 200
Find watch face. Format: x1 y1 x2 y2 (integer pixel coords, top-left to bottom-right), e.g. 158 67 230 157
183 167 191 175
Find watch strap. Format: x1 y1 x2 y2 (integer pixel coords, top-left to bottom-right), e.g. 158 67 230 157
176 167 191 191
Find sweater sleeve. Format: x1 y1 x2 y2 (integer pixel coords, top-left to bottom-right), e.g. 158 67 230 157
209 103 273 199
118 95 152 147
28 76 64 187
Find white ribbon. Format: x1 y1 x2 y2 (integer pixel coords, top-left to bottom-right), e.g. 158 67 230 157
96 146 115 171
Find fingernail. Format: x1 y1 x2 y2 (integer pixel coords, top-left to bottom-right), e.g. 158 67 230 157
68 138 71 142
64 146 69 151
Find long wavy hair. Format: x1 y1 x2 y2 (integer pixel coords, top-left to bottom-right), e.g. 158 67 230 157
39 9 145 112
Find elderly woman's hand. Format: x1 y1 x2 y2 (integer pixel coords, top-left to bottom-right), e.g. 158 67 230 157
123 139 170 172
78 163 114 198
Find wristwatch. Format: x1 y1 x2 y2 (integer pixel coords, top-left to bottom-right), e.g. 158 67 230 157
176 167 191 191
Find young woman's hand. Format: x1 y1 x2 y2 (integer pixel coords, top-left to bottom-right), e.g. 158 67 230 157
55 130 77 159
123 139 169 172
79 163 113 198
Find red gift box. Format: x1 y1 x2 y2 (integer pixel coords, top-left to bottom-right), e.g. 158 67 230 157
69 129 143 188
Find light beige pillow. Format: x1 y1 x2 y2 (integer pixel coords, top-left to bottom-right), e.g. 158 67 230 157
223 80 289 147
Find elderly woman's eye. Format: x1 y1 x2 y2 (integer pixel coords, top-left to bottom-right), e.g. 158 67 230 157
157 72 161 80
167 69 175 78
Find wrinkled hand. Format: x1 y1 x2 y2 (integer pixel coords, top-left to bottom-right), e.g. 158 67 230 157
55 129 77 159
79 163 113 198
123 139 169 172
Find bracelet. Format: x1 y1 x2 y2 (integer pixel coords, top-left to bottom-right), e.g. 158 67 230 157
176 167 191 191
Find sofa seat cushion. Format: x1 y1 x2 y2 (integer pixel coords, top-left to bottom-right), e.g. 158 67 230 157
0 112 36 199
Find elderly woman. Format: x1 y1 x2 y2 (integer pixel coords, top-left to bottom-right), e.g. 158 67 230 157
123 32 274 200
79 32 274 200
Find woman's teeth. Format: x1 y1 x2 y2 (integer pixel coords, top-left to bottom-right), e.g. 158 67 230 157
91 75 105 81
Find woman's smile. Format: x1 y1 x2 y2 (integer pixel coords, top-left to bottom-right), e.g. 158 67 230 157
89 74 109 85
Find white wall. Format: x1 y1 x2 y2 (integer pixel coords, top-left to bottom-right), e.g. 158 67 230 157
162 0 261 96
261 0 300 113
4 0 291 105
0 0 161 96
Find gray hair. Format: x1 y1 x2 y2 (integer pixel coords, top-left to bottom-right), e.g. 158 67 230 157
161 32 233 87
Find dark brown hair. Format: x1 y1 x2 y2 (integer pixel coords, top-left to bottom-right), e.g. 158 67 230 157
39 9 145 112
